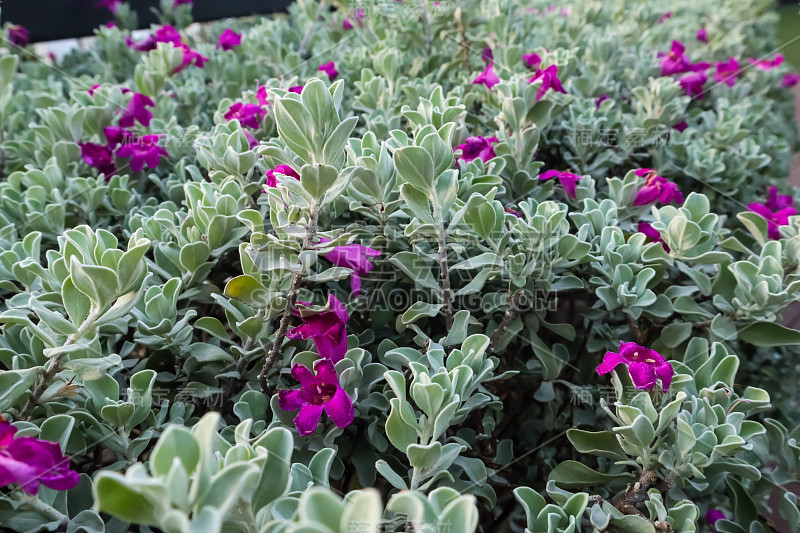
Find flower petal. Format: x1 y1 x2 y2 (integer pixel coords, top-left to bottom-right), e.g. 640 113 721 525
627 362 658 390
278 389 305 412
596 351 625 375
323 387 354 429
294 404 324 436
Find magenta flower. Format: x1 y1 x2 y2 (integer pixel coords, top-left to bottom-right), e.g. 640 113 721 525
317 237 381 296
782 73 800 88
174 0 193 5
749 54 783 71
265 164 300 188
528 65 566 100
244 130 258 149
713 57 739 87
481 47 493 63
672 120 688 132
288 85 304 94
697 28 708 43
319 61 338 80
523 53 542 70
658 40 709 76
118 93 155 128
0 419 80 495
103 126 135 149
126 34 157 52
455 136 499 164
156 25 182 46
749 200 797 240
656 12 672 24
343 18 355 30
278 359 354 436
175 44 207 73
505 206 522 218
287 294 350 363
633 169 683 206
96 0 121 12
115 134 169 171
256 85 270 106
472 61 500 89
638 222 670 252
678 70 708 98
595 94 610 107
79 143 116 177
216 28 241 51
7 25 29 47
706 510 725 532
224 102 266 129
596 341 674 391
539 169 581 199
766 186 793 211
342 7 365 30
88 84 129 97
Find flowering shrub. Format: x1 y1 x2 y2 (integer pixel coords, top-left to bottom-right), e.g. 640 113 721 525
1 0 800 531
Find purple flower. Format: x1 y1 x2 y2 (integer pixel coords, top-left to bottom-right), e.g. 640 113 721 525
278 359 354 436
256 85 270 106
343 18 355 30
288 85 304 94
115 134 169 171
216 28 241 51
126 34 157 52
103 126 135 150
0 419 80 495
175 44 207 73
523 53 542 70
287 294 350 363
672 120 688 132
595 94 609 107
343 7 365 30
678 70 708 98
539 169 581 199
224 102 265 129
505 206 522 218
319 61 338 80
714 57 739 87
706 509 725 532
697 28 708 43
633 169 683 206
481 47 493 63
317 237 381 296
79 143 116 177
244 130 258 149
749 54 783 71
638 222 670 252
118 93 155 128
749 201 797 240
766 186 793 211
455 136 499 164
657 12 672 24
7 25 29 47
596 341 674 391
782 73 800 88
658 40 709 76
156 25 182 46
265 164 299 189
173 0 193 6
528 65 566 100
88 84 130 97
96 0 121 13
472 61 500 89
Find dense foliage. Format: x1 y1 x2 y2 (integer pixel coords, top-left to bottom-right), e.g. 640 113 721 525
2 0 800 531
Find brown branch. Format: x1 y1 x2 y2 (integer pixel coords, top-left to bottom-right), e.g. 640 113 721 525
616 470 658 516
488 290 524 355
19 353 67 420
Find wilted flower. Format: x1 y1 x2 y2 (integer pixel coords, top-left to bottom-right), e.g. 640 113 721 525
523 52 542 69
596 341 674 391
782 73 800 88
287 295 350 363
0 419 80 495
278 359 354 436
317 237 381 296
678 70 708 98
697 27 708 43
115 134 169 171
714 57 739 87
472 61 500 89
118 92 155 128
224 102 265 129
319 61 338 80
79 143 116 177
265 164 299 188
7 25 29 47
539 169 581 199
455 136 499 163
749 54 783 71
216 28 241 50
505 206 522 218
595 94 610 107
658 40 709 76
638 221 669 252
528 65 566 100
633 169 683 206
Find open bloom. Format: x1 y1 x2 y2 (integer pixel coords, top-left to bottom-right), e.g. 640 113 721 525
596 341 674 391
265 164 299 188
317 237 381 296
697 27 708 43
216 28 241 50
658 40 709 76
455 136 498 164
0 419 80 495
103 126 135 149
539 169 581 199
287 295 350 363
638 222 669 252
782 73 800 88
175 44 208 73
523 53 542 70
115 134 169 171
118 92 155 128
749 54 783 71
224 102 265 129
7 25 29 47
278 359 354 436
633 169 683 206
714 57 739 87
79 143 116 177
766 186 793 211
678 70 708 98
319 61 338 80
749 201 797 240
528 65 566 100
472 61 500 89
156 25 182 46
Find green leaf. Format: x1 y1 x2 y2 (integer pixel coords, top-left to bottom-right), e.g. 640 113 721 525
567 429 627 461
300 164 339 201
151 425 200 477
739 322 800 347
549 460 628 489
94 473 163 525
385 398 418 452
394 146 435 191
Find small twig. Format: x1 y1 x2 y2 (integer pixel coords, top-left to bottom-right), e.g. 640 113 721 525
625 313 646 344
488 290 524 355
258 207 320 394
19 353 67 421
616 470 658 516
437 225 454 329
456 8 472 74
